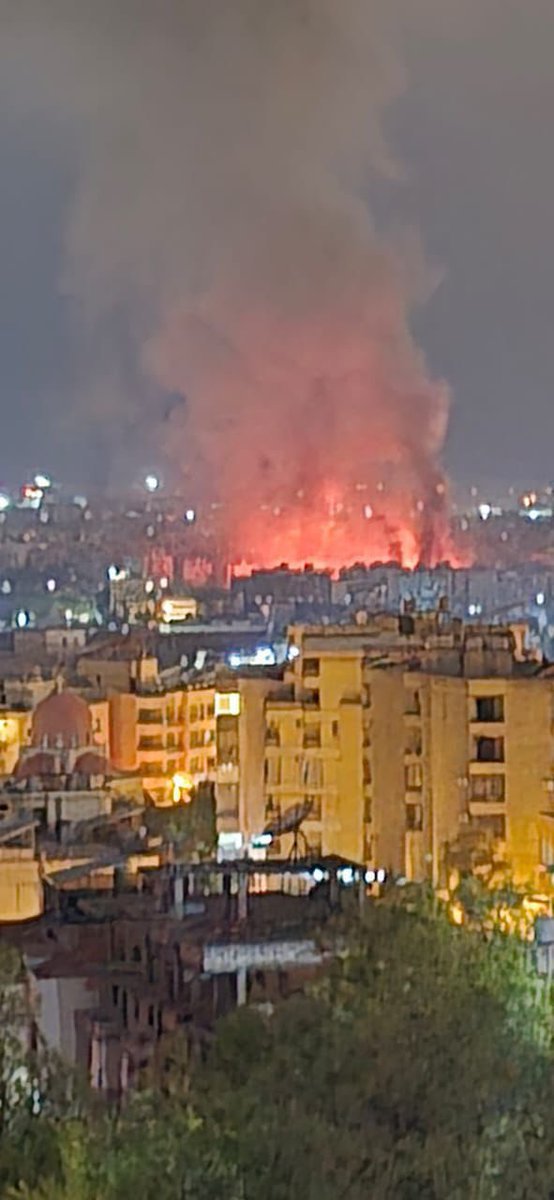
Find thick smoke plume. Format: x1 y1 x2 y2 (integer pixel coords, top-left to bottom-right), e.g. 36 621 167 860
1 1 453 569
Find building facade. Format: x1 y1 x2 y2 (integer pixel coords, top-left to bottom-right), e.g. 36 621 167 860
263 618 554 887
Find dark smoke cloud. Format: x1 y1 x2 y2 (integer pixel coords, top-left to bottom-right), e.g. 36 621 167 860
0 0 453 563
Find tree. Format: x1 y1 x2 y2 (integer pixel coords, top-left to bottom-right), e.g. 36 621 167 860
7 895 554 1198
194 894 554 1199
147 782 217 859
0 945 76 1195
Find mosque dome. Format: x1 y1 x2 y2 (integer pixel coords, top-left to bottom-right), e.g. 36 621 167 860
32 690 92 750
15 751 56 780
74 751 109 777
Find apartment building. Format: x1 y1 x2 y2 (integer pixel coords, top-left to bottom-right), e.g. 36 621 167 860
185 672 277 856
184 684 216 784
110 687 186 803
264 617 554 887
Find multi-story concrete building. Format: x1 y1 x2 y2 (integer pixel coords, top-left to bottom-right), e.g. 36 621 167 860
109 685 187 804
185 672 278 856
263 616 554 887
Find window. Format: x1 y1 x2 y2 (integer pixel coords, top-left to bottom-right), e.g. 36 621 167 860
306 832 322 856
265 757 281 786
303 724 321 748
472 814 506 840
302 758 323 788
363 756 372 786
405 729 422 756
138 760 164 776
474 737 504 763
331 720 339 740
475 696 504 723
302 658 320 678
470 774 505 801
265 795 278 819
405 690 421 716
189 705 198 723
215 692 240 717
405 762 423 790
265 724 280 746
306 794 322 819
406 803 423 832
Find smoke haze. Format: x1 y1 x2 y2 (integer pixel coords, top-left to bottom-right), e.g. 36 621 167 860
0 1 453 565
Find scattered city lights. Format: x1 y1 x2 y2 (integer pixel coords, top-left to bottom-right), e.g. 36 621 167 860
184 508 196 523
34 473 51 489
15 610 29 628
0 493 10 512
46 578 56 593
145 474 160 493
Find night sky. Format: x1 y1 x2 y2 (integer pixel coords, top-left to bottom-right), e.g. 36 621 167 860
0 1 553 493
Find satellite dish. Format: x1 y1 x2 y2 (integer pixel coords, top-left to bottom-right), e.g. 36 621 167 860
263 799 313 839
256 799 314 861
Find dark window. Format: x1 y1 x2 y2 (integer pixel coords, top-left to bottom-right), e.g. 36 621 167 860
475 737 504 763
405 690 421 716
475 696 504 722
302 658 320 678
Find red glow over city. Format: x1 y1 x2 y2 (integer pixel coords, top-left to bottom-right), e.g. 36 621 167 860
226 479 469 577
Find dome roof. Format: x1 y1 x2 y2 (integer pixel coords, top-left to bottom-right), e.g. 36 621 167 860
15 750 57 780
32 690 91 750
74 751 109 777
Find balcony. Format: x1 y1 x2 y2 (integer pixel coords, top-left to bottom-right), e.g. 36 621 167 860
137 737 164 751
137 711 164 726
468 799 506 818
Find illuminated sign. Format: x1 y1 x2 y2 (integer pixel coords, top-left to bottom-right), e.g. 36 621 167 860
203 939 321 974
